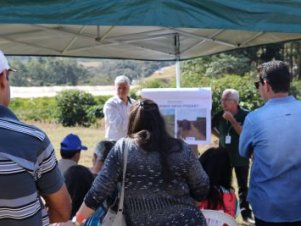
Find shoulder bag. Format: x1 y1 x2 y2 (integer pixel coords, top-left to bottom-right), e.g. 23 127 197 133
102 140 128 226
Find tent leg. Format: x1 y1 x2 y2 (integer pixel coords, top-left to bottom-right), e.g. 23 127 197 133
176 60 181 88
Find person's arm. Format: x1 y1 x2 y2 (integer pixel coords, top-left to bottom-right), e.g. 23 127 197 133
42 184 72 223
223 111 242 135
185 145 209 201
36 138 72 223
75 141 124 224
239 116 254 158
77 139 124 221
74 202 95 225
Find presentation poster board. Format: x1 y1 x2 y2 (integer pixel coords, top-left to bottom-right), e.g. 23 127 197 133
140 88 212 145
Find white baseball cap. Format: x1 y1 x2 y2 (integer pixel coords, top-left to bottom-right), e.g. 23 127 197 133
0 50 16 74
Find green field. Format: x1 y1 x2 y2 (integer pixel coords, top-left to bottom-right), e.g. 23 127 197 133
33 122 104 167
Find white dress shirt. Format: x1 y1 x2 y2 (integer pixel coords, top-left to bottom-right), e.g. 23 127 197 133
103 96 135 140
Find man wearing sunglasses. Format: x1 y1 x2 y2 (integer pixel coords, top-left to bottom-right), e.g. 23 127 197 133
240 61 301 226
212 88 254 224
0 50 71 225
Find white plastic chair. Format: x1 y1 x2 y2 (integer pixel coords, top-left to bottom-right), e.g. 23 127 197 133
201 209 237 226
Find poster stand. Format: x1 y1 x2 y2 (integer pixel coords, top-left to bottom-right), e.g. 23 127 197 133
141 88 212 145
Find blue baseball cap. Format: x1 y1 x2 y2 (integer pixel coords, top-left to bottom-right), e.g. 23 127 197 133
60 133 87 152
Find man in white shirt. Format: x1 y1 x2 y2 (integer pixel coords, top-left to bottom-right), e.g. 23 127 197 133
103 75 135 141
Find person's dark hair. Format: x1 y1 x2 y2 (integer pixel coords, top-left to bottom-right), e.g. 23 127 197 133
60 150 80 159
199 147 232 210
257 60 291 93
64 165 94 218
128 98 182 181
94 140 116 162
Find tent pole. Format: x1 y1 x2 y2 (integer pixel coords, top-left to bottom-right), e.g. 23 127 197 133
175 33 181 88
176 60 180 88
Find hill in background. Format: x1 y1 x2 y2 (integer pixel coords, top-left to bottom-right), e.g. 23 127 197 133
9 56 174 87
142 65 175 82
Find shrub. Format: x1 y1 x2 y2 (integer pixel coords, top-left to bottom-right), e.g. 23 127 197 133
10 97 57 122
291 80 301 100
56 90 96 127
94 95 111 105
205 54 251 77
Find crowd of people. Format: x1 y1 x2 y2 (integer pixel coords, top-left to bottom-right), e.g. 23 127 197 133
0 49 301 226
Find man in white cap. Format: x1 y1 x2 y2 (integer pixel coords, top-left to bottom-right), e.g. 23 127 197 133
0 50 71 225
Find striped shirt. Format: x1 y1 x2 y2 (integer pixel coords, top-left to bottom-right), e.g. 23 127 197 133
0 105 64 226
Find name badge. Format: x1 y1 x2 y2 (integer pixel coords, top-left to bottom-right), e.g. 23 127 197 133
225 135 231 144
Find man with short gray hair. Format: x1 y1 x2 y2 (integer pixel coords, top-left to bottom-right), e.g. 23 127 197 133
212 88 254 224
103 75 135 141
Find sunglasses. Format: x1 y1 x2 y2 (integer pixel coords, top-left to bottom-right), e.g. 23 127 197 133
254 77 264 89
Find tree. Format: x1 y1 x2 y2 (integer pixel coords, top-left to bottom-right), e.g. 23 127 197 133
205 54 251 77
10 57 91 86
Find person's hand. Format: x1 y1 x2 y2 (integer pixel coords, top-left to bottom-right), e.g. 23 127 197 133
223 111 242 134
51 221 74 226
222 111 234 122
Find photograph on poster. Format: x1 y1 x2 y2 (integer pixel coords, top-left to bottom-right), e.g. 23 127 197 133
141 87 212 145
176 108 206 142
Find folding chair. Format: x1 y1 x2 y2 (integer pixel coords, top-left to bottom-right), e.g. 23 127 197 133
201 209 237 226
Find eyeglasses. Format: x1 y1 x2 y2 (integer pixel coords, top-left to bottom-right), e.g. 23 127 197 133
254 81 260 89
254 77 264 89
220 99 235 104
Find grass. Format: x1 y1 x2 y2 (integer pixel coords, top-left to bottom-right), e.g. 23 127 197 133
33 121 104 167
34 121 246 225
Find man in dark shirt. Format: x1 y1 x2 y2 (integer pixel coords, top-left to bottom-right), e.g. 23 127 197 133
212 88 254 224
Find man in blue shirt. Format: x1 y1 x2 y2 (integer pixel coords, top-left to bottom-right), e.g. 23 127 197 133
239 61 301 226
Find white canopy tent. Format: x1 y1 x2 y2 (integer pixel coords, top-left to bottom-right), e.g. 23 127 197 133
1 1 301 86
